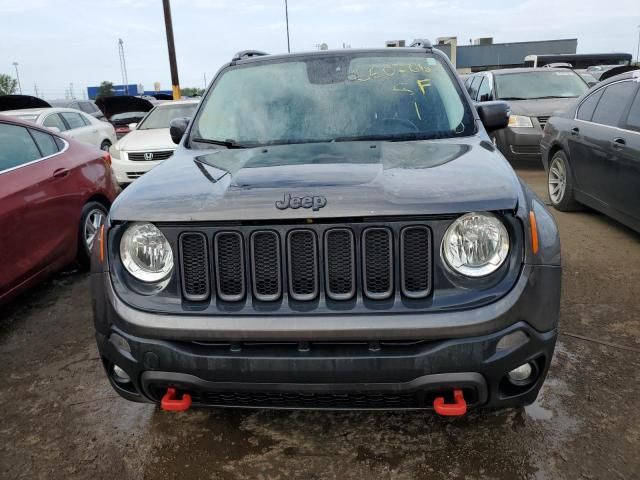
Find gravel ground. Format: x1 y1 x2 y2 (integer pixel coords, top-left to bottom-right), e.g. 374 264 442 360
1 166 639 480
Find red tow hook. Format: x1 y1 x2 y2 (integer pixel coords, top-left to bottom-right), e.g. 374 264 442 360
433 389 467 416
161 387 192 412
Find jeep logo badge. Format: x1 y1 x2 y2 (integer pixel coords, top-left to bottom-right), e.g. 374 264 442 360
275 193 327 211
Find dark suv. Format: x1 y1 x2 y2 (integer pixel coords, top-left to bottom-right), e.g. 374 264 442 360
92 44 561 414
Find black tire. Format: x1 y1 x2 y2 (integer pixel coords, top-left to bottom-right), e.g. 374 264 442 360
547 150 581 211
76 201 108 269
100 140 112 152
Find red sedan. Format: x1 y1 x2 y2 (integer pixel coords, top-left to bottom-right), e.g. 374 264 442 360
0 115 119 305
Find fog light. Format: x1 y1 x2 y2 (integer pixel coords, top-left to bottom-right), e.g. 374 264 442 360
508 363 533 384
109 333 131 353
112 364 131 383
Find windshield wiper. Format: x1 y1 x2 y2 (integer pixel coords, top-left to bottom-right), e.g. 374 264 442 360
530 95 575 99
333 132 446 143
191 137 249 149
498 97 530 100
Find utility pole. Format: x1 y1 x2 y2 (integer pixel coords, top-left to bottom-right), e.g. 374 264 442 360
118 38 129 95
284 0 290 53
34 83 39 97
69 82 75 99
162 0 181 100
636 25 640 65
12 62 22 94
203 72 207 89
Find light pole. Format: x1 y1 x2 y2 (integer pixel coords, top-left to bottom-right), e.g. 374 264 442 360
636 25 640 65
12 62 22 94
284 0 290 53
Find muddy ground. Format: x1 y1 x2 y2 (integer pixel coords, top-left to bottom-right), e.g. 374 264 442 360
1 166 639 480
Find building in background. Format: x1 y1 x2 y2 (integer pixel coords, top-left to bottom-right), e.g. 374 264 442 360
386 37 578 73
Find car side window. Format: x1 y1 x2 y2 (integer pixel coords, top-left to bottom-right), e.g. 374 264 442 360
0 123 43 172
477 77 491 102
576 89 604 121
60 112 87 130
624 88 640 132
468 76 482 100
591 81 636 127
43 113 68 132
30 129 60 157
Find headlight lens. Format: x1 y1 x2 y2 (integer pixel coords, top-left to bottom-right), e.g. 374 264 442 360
442 212 510 277
120 222 174 282
508 115 534 128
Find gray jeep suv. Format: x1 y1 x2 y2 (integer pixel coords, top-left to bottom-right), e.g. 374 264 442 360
92 44 561 414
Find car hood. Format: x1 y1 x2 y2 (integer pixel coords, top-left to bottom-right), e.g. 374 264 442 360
0 95 51 112
110 138 522 222
95 95 153 119
506 97 577 117
116 128 175 151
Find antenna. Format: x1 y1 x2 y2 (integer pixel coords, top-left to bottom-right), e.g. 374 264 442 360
118 38 129 95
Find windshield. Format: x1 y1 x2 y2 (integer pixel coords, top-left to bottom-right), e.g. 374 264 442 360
138 104 197 130
495 71 588 100
191 53 475 147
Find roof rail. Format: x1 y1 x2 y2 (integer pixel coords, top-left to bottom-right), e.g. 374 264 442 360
231 50 269 62
410 39 432 50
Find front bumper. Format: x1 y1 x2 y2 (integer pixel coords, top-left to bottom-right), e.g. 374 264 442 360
93 264 560 410
97 321 556 410
110 154 162 184
495 127 543 162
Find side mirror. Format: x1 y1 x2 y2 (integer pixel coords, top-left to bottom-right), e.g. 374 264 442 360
128 123 138 130
169 117 190 144
476 101 510 133
47 126 61 133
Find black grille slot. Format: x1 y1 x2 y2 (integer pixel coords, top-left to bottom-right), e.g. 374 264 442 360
537 116 550 129
362 228 393 300
400 226 432 299
288 230 319 301
324 229 356 300
251 231 282 301
179 233 210 301
214 232 245 301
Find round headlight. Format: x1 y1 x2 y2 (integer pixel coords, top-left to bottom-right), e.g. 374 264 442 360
120 222 174 282
442 212 509 277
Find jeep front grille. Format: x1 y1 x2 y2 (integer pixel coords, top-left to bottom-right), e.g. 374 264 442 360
179 223 432 304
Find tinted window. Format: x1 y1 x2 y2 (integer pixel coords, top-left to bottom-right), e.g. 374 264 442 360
477 77 491 101
577 89 604 121
495 71 588 100
0 123 42 172
468 76 482 99
193 53 475 146
624 89 640 132
61 112 87 129
592 81 636 127
30 129 60 157
43 113 68 132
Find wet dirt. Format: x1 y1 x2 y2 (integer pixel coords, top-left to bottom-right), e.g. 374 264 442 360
1 167 639 479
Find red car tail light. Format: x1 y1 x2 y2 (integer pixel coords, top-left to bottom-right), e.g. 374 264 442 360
102 152 112 167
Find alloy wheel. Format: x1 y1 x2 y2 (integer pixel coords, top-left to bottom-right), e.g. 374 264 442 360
84 209 105 251
548 156 567 205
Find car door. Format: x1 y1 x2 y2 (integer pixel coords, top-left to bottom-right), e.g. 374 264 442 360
60 111 98 146
569 80 637 206
614 86 640 222
0 123 72 298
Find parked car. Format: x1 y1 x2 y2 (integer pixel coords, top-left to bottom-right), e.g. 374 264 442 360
109 99 199 185
0 114 118 305
47 99 106 120
465 68 589 163
2 105 117 152
93 45 561 413
541 71 640 232
95 96 154 139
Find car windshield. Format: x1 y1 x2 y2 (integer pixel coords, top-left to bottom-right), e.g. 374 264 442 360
109 111 147 123
191 52 475 147
495 71 588 100
138 104 197 130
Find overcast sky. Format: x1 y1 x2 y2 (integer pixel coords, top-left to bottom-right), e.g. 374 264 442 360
1 0 638 98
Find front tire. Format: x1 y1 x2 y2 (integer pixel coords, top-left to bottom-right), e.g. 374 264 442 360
77 201 108 269
548 150 580 211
